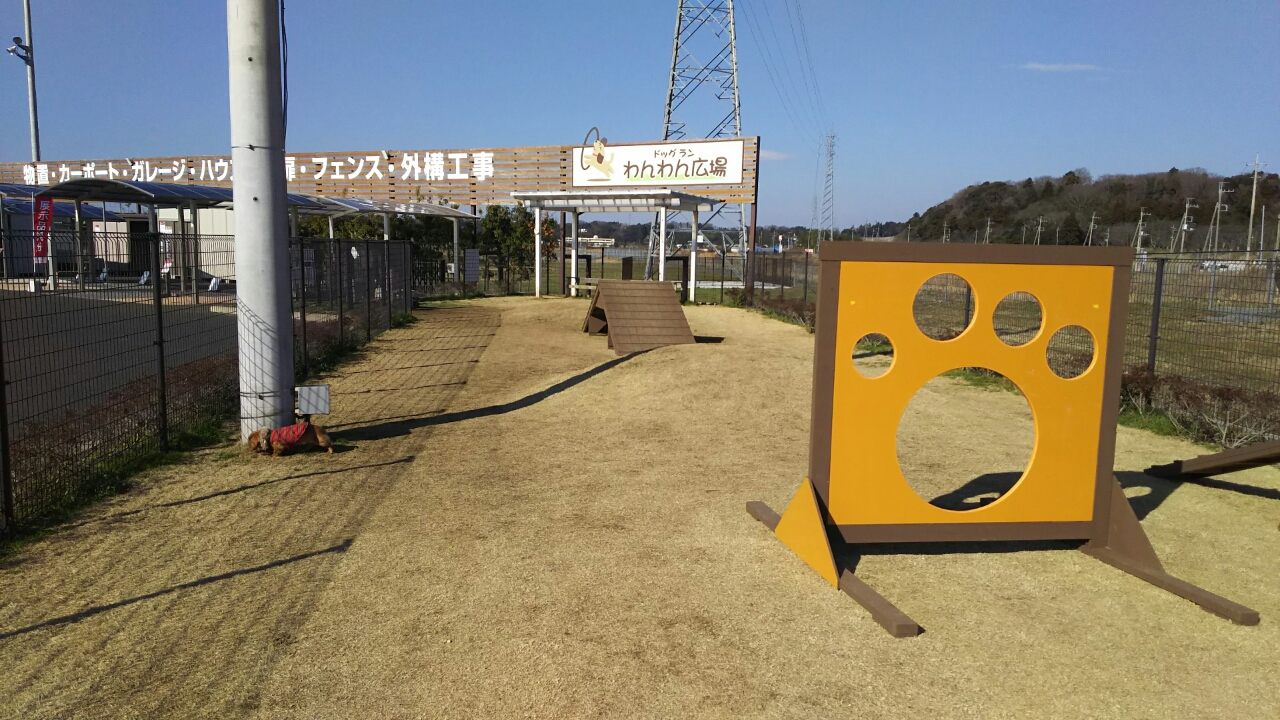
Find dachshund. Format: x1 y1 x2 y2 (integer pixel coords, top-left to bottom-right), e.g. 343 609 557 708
248 422 334 457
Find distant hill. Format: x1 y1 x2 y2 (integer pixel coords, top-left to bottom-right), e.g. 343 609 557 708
899 168 1280 250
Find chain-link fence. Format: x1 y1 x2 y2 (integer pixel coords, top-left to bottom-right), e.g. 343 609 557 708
0 230 412 530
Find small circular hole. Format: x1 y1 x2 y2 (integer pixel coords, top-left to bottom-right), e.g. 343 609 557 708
993 292 1043 347
853 333 894 378
1046 325 1095 379
913 274 974 341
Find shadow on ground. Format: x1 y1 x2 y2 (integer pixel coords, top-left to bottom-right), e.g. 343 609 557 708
0 306 499 719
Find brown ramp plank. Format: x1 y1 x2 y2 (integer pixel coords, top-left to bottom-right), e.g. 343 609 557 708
745 501 781 531
1145 438 1280 480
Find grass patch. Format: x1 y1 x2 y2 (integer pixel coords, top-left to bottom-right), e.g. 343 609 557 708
1117 407 1182 437
391 311 418 328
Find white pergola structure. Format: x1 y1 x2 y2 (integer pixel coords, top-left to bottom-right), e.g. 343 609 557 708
510 189 718 301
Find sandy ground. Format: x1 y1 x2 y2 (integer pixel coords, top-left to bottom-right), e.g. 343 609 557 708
1 296 1278 719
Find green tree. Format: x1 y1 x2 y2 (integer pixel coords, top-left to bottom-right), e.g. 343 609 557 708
1060 212 1084 245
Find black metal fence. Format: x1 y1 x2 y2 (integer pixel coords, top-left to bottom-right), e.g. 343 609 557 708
0 230 412 530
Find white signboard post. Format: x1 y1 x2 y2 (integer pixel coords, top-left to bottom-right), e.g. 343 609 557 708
572 139 744 188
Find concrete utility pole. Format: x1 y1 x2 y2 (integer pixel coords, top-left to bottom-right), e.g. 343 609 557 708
1085 212 1098 245
1176 198 1197 253
227 0 295 439
984 217 992 244
1132 207 1149 250
1246 155 1262 258
6 0 41 160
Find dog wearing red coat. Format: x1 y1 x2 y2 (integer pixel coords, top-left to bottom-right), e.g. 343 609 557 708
247 422 334 457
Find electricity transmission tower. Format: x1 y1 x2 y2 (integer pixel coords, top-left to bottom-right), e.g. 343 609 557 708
646 0 746 280
819 131 835 242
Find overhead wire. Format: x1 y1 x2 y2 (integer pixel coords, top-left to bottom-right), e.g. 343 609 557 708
737 0 819 140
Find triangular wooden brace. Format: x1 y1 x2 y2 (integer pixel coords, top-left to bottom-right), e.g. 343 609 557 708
774 478 839 586
1085 476 1163 572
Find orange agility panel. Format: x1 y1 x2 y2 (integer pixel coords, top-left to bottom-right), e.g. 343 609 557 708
747 243 1259 635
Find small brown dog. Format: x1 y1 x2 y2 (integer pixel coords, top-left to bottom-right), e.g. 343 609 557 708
248 422 334 457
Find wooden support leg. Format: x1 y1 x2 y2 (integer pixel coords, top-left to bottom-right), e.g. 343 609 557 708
1083 477 1260 626
748 482 921 638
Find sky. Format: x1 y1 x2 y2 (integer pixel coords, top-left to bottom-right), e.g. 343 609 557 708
1 1 1276 227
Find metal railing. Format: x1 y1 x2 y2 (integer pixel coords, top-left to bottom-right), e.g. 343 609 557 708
0 230 412 530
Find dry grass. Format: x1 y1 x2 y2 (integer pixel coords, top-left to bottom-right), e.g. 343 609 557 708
1 297 1278 719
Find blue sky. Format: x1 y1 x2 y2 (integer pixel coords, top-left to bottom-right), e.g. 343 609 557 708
1 1 1276 226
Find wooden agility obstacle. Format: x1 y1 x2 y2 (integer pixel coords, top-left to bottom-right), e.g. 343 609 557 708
747 242 1259 637
582 280 694 355
1145 438 1280 480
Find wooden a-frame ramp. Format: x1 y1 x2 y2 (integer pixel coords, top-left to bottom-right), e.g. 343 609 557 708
582 280 695 355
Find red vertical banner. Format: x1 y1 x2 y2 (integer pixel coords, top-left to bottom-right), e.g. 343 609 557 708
33 197 54 264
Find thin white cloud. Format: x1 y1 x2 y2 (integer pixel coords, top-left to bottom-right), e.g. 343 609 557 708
760 149 793 161
1021 62 1103 72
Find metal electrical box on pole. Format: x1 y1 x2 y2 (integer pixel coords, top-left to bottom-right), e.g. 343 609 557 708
227 0 295 439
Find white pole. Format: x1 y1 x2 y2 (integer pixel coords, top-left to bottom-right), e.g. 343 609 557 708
658 209 667 282
451 218 460 282
688 208 698 302
227 0 294 439
382 212 390 241
327 215 335 238
570 211 579 297
533 206 542 298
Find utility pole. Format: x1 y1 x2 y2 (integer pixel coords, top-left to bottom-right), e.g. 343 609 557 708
1084 212 1098 245
1246 155 1262 257
227 0 295 439
6 0 41 160
984 217 991 244
1176 198 1197 253
1021 224 1026 244
1205 182 1234 253
942 220 949 243
905 222 911 242
1034 216 1043 245
1132 207 1149 250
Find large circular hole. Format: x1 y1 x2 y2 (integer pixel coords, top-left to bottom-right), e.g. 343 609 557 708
1046 325 1095 379
913 274 974 341
853 333 894 378
992 292 1042 347
896 369 1036 511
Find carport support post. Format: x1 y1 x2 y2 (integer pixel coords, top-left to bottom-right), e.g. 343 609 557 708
534 207 542 298
688 208 698 302
227 0 296 439
658 209 667 282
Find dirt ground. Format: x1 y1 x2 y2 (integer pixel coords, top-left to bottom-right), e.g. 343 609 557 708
1 296 1278 720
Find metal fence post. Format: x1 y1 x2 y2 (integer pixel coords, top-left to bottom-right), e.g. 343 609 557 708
385 240 393 328
0 311 13 533
150 236 169 451
365 240 372 343
336 240 345 349
803 254 810 304
963 284 973 329
719 250 726 304
298 239 308 378
1146 257 1167 376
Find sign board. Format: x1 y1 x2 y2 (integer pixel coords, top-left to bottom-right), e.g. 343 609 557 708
572 139 744 188
33 197 53 264
464 249 480 283
296 384 331 416
0 137 759 207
